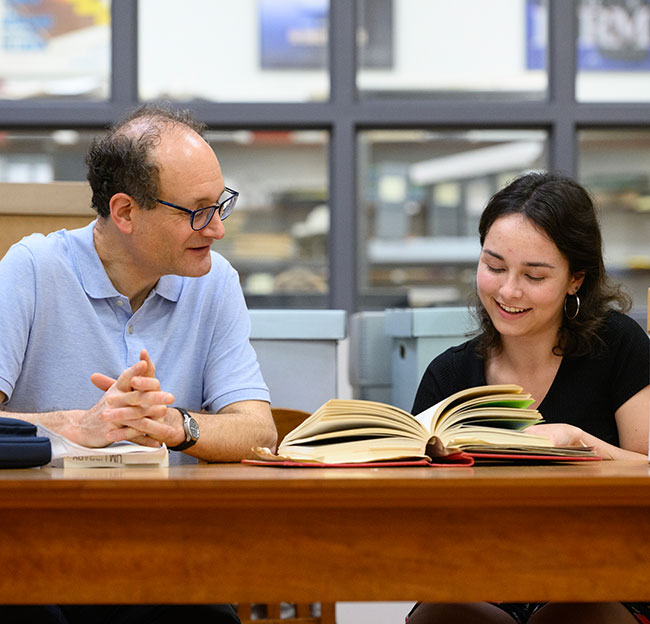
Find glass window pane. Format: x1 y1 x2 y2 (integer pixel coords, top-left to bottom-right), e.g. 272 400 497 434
576 0 650 102
139 0 330 103
357 0 547 100
206 130 329 308
0 128 329 309
0 129 97 260
0 129 95 181
0 0 110 100
358 130 548 309
578 130 650 316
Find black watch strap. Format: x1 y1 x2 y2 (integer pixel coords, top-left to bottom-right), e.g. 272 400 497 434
168 407 200 452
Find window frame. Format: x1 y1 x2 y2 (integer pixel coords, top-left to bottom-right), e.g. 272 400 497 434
1 0 648 312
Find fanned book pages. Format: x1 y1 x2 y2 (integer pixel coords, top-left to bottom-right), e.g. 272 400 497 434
250 384 599 466
37 424 169 468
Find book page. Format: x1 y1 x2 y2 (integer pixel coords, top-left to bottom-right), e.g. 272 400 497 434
414 385 530 434
436 425 553 448
280 426 422 447
277 436 428 464
282 399 427 445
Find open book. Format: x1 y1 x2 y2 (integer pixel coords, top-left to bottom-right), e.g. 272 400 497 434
252 385 598 466
37 424 169 468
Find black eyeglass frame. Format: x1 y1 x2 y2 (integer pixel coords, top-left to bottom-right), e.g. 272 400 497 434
153 186 239 231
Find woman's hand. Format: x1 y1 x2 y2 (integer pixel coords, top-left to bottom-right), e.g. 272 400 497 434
525 423 648 460
524 423 588 448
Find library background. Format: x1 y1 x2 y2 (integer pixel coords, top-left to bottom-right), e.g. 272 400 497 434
1 0 650 320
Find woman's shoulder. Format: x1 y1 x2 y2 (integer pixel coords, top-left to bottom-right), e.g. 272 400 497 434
426 335 482 377
437 335 481 358
601 309 647 340
412 335 484 413
586 310 649 369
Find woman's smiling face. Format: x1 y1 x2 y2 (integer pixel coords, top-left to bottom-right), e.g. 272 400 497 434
476 213 584 340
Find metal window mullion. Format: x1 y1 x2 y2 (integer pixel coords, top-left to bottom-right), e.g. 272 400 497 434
547 0 578 175
328 0 358 312
329 119 357 312
110 0 139 110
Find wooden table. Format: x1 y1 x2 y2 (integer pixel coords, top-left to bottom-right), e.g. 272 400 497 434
1 460 650 604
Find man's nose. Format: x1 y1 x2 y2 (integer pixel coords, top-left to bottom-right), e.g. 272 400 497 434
202 214 226 240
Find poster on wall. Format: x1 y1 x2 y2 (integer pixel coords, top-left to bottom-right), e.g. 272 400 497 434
260 0 393 70
0 0 110 98
527 0 650 71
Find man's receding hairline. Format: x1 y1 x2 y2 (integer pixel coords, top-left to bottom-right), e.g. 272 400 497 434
114 114 196 142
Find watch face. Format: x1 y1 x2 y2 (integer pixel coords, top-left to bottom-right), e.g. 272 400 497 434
188 417 200 441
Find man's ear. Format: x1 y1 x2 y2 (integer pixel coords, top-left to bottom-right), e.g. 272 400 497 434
109 192 137 234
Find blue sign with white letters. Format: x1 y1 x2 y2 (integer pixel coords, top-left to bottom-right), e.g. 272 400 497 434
527 0 650 71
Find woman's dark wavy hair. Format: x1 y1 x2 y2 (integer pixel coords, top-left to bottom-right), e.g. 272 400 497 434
85 103 207 218
472 171 631 358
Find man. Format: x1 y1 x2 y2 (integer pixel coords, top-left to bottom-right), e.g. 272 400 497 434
0 104 277 622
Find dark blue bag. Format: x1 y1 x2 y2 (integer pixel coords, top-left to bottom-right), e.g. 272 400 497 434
0 417 51 468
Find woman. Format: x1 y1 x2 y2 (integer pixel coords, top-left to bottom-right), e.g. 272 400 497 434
407 172 650 624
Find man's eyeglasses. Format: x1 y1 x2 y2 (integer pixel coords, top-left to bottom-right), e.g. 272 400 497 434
154 187 239 231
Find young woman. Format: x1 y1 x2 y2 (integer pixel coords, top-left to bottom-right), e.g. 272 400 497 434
406 172 650 624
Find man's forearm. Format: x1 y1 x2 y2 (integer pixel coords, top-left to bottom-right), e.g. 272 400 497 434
0 408 108 446
181 403 277 463
0 392 276 459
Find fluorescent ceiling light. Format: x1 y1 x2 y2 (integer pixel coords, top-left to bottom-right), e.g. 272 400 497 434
409 141 543 185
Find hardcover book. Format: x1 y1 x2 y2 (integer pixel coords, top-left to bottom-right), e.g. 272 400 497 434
250 385 598 466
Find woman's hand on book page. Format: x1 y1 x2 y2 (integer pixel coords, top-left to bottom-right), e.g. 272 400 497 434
85 349 177 448
526 422 649 460
524 423 587 448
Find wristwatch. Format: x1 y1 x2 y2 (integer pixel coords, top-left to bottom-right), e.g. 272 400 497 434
168 407 200 452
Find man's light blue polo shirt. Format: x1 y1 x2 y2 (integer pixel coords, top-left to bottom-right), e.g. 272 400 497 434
0 221 269 417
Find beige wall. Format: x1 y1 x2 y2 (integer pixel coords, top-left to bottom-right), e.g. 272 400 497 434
0 182 94 258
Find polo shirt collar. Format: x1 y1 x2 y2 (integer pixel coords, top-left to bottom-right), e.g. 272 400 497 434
69 220 183 303
154 274 183 302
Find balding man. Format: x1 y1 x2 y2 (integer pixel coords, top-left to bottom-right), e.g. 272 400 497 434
0 104 276 623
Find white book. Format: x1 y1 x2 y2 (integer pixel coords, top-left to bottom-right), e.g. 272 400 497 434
37 424 168 468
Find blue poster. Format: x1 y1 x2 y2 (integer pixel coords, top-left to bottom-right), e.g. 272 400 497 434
527 0 650 71
260 0 393 70
260 0 328 69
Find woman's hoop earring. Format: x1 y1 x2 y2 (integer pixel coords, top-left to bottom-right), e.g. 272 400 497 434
564 293 580 320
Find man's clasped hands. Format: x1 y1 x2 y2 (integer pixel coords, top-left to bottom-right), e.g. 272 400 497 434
60 349 182 449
